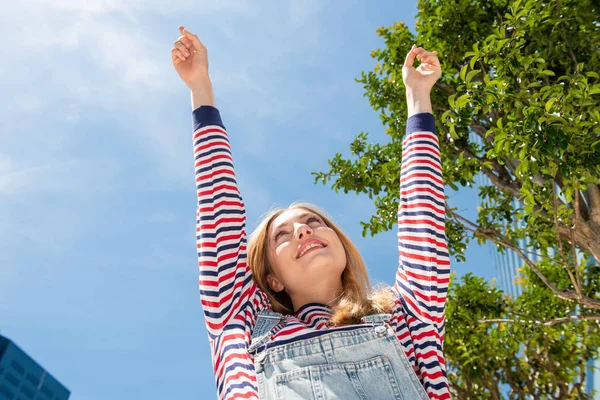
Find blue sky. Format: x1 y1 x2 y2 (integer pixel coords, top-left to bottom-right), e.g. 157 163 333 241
0 1 498 399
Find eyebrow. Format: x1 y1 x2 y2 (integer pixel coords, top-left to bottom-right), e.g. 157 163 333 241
272 212 313 234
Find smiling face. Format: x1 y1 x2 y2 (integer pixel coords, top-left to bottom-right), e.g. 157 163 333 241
265 208 347 309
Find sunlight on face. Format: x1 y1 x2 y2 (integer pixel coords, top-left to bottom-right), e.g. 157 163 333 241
266 208 346 300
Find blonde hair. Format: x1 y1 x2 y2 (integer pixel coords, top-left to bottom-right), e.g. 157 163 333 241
247 202 396 326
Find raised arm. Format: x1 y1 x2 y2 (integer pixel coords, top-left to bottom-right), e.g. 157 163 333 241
173 27 263 339
393 46 450 327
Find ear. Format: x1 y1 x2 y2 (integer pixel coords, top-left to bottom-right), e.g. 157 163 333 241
266 273 285 293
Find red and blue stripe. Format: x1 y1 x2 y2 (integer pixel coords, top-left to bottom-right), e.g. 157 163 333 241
193 106 450 399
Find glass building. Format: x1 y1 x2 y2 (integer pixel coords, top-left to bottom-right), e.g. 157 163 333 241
0 335 70 400
474 172 527 298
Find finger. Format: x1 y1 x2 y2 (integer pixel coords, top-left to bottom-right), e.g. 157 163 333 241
403 44 418 68
413 47 426 56
171 47 187 62
419 64 437 71
175 35 193 49
416 50 436 61
179 26 204 50
420 55 439 66
172 54 183 66
173 40 191 57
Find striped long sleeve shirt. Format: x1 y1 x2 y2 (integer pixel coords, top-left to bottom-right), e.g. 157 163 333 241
193 106 451 399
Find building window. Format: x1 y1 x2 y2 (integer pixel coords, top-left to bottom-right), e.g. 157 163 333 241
39 386 53 398
19 385 34 399
0 384 15 399
9 361 24 375
4 372 20 387
24 374 38 387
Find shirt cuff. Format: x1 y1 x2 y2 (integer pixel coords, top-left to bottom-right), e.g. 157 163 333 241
406 112 436 135
192 105 225 132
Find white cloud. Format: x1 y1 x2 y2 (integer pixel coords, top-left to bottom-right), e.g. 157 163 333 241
1 0 330 166
0 0 330 274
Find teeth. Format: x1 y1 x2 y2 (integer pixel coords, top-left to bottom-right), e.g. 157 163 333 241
299 242 324 258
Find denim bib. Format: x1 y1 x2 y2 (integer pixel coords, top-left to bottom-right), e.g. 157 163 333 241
248 310 430 400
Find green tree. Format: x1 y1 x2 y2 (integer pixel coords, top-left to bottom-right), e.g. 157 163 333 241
447 270 600 399
313 0 600 397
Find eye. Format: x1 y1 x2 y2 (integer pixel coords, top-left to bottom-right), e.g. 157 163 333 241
274 216 321 242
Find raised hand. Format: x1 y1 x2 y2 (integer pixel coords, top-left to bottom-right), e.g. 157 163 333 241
402 45 442 93
172 26 210 89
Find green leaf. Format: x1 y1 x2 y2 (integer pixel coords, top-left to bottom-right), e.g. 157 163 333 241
456 94 471 108
497 38 509 50
545 97 556 112
586 71 599 79
460 64 468 81
448 94 456 108
466 70 481 84
470 55 479 69
449 124 460 139
447 181 459 191
564 187 573 203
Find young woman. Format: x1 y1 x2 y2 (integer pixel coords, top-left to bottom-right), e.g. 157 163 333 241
172 25 450 400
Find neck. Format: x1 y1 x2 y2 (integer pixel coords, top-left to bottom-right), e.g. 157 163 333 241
291 279 344 313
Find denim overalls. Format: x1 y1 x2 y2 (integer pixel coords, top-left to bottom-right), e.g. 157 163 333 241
248 309 430 400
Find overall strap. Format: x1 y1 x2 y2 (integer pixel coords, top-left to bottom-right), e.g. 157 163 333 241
361 313 392 325
248 309 283 355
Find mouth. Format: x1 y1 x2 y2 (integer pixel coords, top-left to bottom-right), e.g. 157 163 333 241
296 239 327 259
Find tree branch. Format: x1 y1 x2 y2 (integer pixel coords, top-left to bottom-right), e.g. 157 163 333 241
478 314 600 326
555 0 578 68
573 182 583 293
435 81 456 94
576 324 589 398
584 183 600 225
481 166 521 198
445 203 600 309
447 203 562 294
470 120 495 142
449 379 471 400
486 373 501 400
455 143 522 197
553 182 582 300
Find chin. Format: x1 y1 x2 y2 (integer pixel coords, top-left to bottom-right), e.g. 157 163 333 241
299 247 345 270
306 256 345 274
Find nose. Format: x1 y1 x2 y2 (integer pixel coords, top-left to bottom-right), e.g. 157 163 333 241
295 223 313 240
